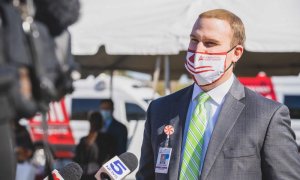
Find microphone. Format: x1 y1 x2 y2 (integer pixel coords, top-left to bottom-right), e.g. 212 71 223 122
95 152 138 180
44 162 83 180
33 0 80 37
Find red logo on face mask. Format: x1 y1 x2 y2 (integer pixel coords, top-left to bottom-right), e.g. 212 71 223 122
198 55 204 61
189 54 195 63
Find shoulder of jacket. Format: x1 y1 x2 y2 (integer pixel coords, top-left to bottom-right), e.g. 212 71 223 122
243 86 282 109
151 85 192 106
112 118 127 129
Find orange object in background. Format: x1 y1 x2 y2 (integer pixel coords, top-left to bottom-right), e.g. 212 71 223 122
238 72 277 101
28 98 75 159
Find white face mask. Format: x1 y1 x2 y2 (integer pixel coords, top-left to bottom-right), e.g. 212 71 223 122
185 47 235 86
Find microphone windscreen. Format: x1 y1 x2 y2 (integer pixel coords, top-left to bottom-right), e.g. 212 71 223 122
119 152 138 172
34 0 80 36
59 162 83 180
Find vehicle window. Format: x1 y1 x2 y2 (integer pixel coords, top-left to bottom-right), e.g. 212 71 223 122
284 95 300 119
125 103 146 121
71 98 101 120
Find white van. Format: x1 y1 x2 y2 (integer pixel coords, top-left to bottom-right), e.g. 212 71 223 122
64 74 159 178
24 74 157 179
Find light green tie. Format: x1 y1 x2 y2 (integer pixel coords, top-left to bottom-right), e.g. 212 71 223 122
180 92 210 180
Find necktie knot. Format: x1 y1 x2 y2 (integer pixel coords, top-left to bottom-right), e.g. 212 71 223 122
197 92 210 104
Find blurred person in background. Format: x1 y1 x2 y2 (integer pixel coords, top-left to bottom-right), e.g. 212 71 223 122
13 120 36 180
13 120 34 163
99 99 128 155
74 111 117 180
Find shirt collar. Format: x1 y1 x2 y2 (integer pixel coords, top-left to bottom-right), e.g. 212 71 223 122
192 74 234 105
101 118 113 133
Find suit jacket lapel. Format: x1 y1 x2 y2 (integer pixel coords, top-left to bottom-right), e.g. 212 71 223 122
200 78 246 180
178 85 194 134
167 84 193 180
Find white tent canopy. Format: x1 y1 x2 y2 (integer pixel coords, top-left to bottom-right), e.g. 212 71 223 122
70 0 300 55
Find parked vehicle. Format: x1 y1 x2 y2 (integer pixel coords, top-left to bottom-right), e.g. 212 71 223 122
27 74 159 179
67 74 158 151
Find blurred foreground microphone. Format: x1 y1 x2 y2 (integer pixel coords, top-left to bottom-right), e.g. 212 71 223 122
33 0 80 36
44 162 83 180
95 152 138 180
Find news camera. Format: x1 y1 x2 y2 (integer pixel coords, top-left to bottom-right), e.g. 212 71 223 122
0 0 81 179
0 0 80 120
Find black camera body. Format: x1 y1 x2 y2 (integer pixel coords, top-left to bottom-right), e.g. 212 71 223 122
0 1 80 179
0 0 80 120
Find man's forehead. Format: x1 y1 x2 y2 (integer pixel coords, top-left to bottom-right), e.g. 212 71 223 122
191 17 233 40
195 17 231 30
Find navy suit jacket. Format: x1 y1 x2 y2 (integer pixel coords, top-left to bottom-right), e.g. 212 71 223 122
107 118 128 155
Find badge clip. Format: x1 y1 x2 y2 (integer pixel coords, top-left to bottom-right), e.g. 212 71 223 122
163 125 174 147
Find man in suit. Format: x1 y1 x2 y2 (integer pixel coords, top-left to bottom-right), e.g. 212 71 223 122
99 99 128 155
136 9 300 180
74 111 117 179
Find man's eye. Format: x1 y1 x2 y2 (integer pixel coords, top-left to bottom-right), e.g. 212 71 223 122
204 42 216 47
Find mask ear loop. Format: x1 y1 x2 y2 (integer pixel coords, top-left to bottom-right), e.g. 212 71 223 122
224 45 238 72
224 62 234 73
226 45 237 53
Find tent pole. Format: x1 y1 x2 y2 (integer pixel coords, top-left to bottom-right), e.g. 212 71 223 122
109 70 114 98
164 55 171 95
152 56 161 98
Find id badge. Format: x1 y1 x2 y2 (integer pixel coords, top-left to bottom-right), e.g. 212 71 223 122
155 147 172 174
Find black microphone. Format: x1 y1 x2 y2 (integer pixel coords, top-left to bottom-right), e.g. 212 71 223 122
33 0 80 37
43 162 83 180
95 152 138 180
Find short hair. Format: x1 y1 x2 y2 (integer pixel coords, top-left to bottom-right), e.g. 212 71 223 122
100 99 114 109
199 9 246 47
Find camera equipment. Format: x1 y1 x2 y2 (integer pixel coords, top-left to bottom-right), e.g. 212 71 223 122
0 0 80 118
0 1 80 179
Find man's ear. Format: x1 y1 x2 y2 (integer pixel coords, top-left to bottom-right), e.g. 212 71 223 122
232 45 244 63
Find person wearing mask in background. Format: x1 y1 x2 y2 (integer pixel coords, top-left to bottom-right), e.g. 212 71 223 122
74 111 117 180
137 9 300 180
99 99 128 155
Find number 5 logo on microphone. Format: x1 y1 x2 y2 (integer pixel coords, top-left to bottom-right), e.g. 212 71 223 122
101 156 131 179
110 160 127 175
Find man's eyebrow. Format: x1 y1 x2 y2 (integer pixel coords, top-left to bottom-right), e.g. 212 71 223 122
189 35 220 43
202 37 220 43
190 34 197 39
